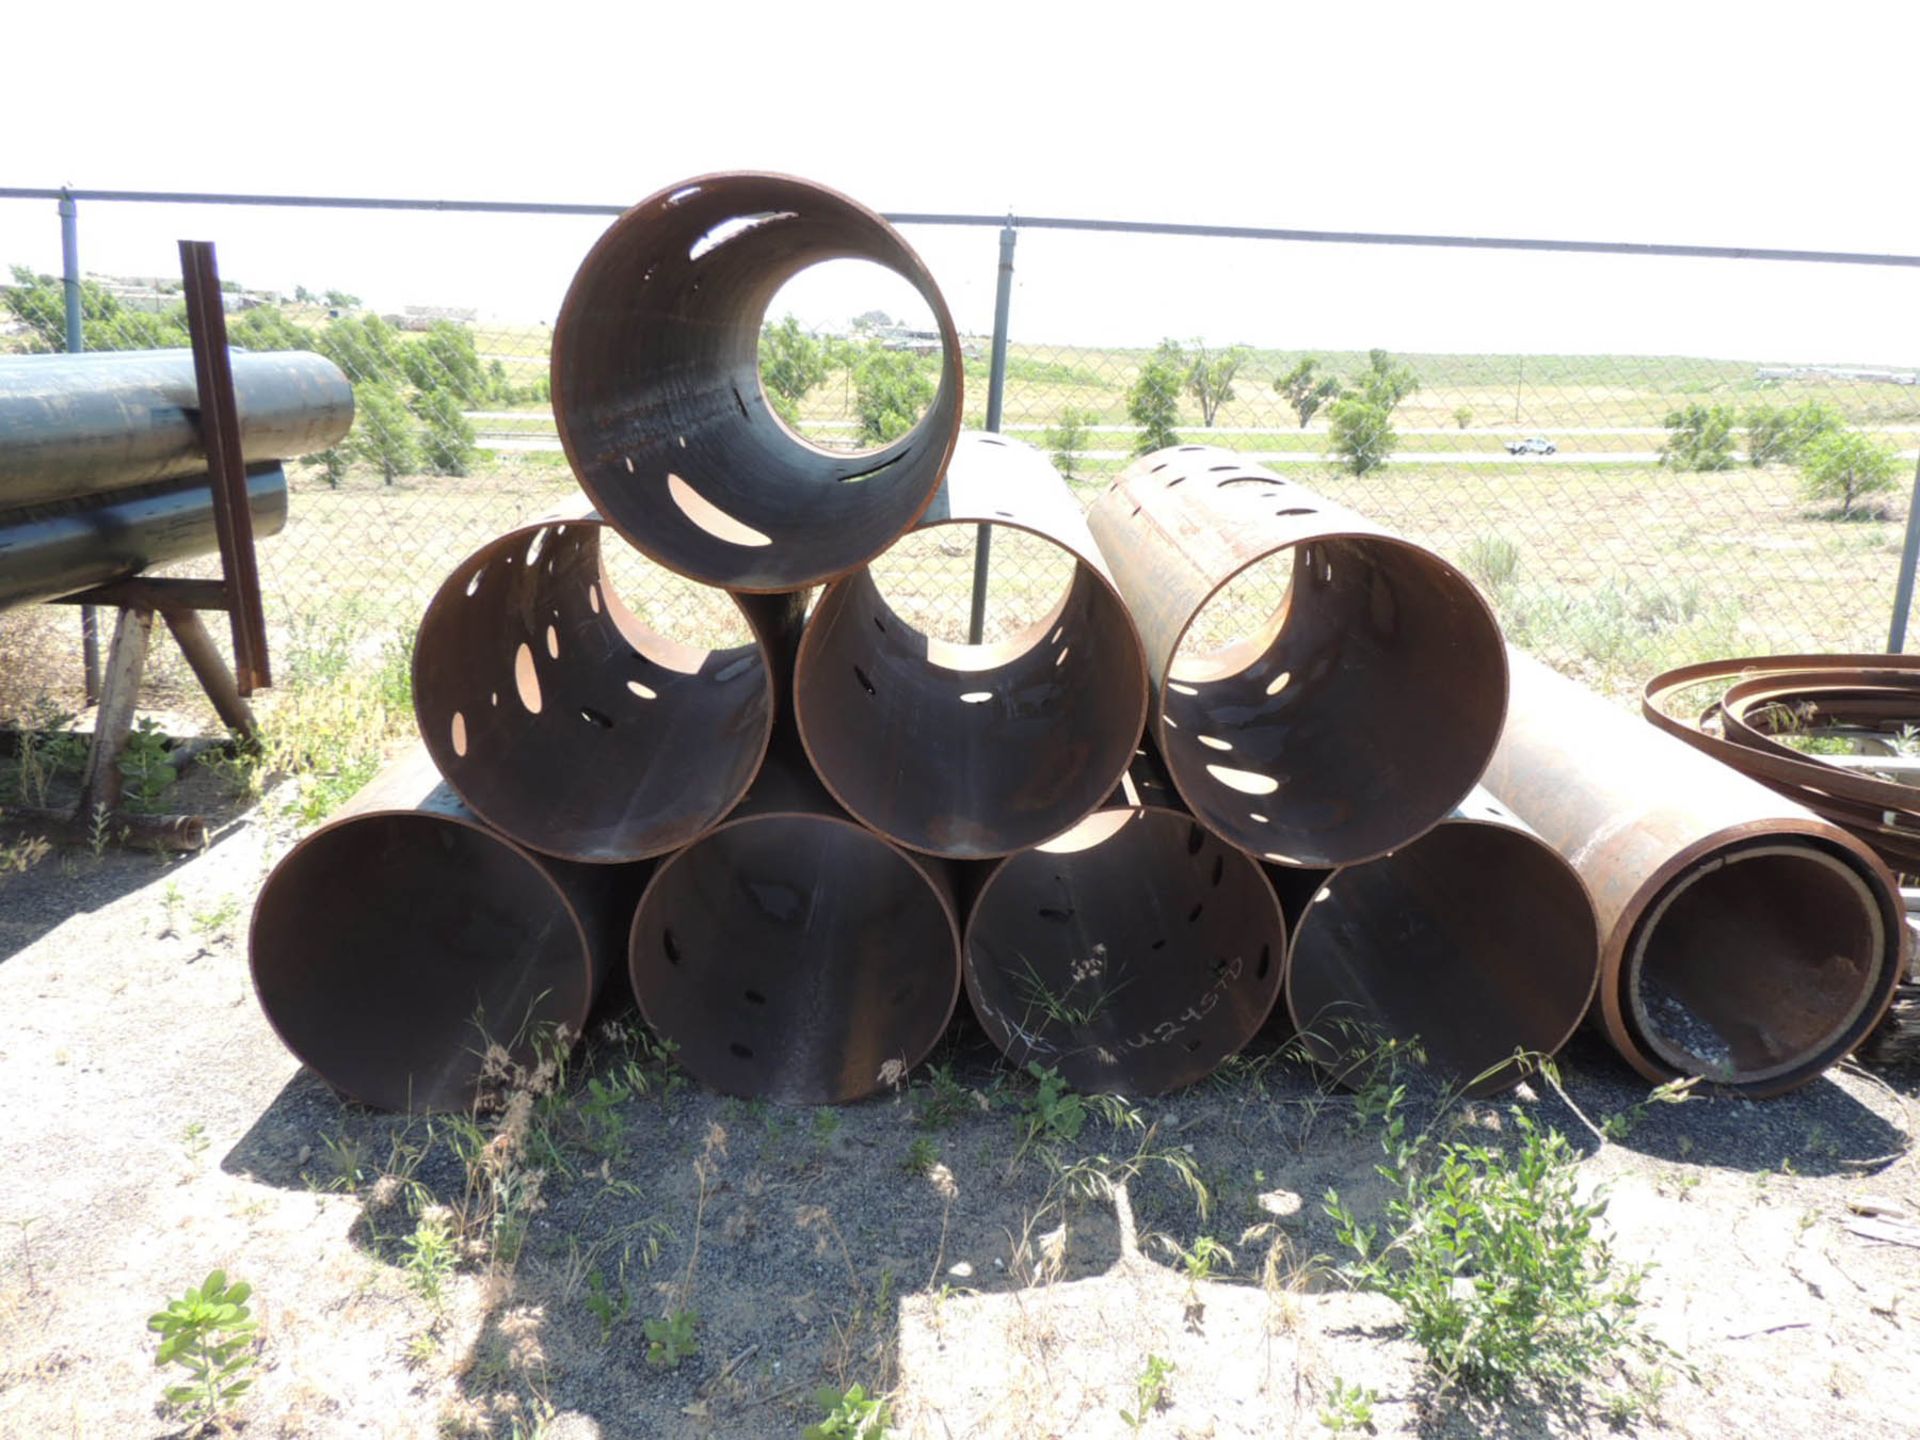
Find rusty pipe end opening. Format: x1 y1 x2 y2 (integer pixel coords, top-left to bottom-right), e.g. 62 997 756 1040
1624 838 1897 1093
1163 535 1506 869
629 813 960 1104
1286 818 1600 1096
965 807 1287 1095
796 539 1148 859
414 518 774 862
552 172 961 592
250 812 596 1113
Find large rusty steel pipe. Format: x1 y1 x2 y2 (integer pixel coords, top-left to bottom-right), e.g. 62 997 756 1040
628 734 961 1104
1086 446 1506 868
794 433 1149 857
0 464 287 612
1284 788 1601 1096
249 747 647 1113
552 172 962 592
0 349 352 512
413 512 801 862
1482 648 1904 1096
964 749 1287 1094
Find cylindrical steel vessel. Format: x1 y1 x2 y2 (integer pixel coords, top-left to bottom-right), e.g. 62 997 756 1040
628 734 961 1104
249 747 646 1112
1086 446 1506 868
0 349 351 511
1284 787 1601 1096
964 749 1287 1094
413 511 802 862
795 433 1149 857
1483 648 1905 1095
552 172 962 592
0 464 288 612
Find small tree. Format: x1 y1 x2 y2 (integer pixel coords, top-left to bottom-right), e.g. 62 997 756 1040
323 289 360 309
1327 395 1397 475
1454 406 1473 430
227 304 310 353
1044 406 1092 480
1354 347 1420 411
402 320 486 404
1800 429 1902 517
317 312 402 385
1660 404 1737 471
759 313 828 424
1186 342 1249 427
1276 357 1341 429
351 381 420 484
1745 399 1841 467
1129 339 1185 455
414 387 476 476
852 346 933 445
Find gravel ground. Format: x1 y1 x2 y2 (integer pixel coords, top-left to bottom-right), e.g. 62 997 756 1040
1 802 1917 1439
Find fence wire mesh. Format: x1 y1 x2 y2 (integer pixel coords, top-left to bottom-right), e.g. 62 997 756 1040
2 198 1916 737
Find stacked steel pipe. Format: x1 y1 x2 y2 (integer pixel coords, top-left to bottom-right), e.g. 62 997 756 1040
247 170 1907 1114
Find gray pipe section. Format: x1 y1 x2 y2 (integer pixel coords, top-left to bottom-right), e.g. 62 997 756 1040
0 464 288 611
0 349 351 512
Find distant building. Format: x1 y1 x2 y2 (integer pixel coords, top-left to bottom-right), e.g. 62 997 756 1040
1756 364 1919 386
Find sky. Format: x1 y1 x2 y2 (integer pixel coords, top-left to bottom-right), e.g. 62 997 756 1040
5 1 1918 360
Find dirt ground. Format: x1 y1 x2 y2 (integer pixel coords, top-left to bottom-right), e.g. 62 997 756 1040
1 788 1917 1440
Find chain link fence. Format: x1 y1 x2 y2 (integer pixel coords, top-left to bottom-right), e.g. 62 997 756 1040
3 195 1916 733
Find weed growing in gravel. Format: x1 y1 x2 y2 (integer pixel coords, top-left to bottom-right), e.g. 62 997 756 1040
402 1208 457 1309
1326 1104 1675 1404
902 1136 939 1177
117 717 178 811
644 1307 699 1369
1119 1353 1174 1432
1009 1063 1142 1173
1318 1375 1379 1434
147 1270 259 1428
805 1382 891 1439
910 1062 975 1130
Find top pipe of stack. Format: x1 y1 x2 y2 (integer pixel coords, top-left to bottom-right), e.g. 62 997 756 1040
1086 446 1507 868
0 349 353 513
551 173 963 593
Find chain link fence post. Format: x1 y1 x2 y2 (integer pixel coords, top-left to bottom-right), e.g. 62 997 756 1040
967 218 1017 645
1885 453 1920 651
59 192 102 704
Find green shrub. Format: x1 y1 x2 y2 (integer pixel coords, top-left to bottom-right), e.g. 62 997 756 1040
1799 427 1903 517
1659 404 1737 471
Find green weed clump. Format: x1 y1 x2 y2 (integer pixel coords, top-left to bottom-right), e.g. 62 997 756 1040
148 1270 259 1427
1326 1107 1670 1403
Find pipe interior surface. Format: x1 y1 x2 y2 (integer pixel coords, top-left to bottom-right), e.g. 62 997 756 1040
1166 534 1504 866
1627 841 1886 1086
1286 816 1599 1095
552 173 961 591
251 812 595 1113
414 517 779 861
630 813 959 1103
965 802 1287 1094
797 556 1145 858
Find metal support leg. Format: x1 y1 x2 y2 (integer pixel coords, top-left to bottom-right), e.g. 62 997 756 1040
968 219 1018 645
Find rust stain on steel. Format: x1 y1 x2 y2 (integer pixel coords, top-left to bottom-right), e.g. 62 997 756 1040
963 746 1286 1095
1483 648 1904 1096
1085 445 1506 869
628 729 962 1104
1644 653 1920 874
1284 786 1601 1097
249 745 648 1113
413 507 804 862
794 432 1149 858
551 172 962 593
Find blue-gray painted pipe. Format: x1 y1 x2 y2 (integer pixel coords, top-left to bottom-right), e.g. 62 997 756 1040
0 465 289 612
0 349 351 513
